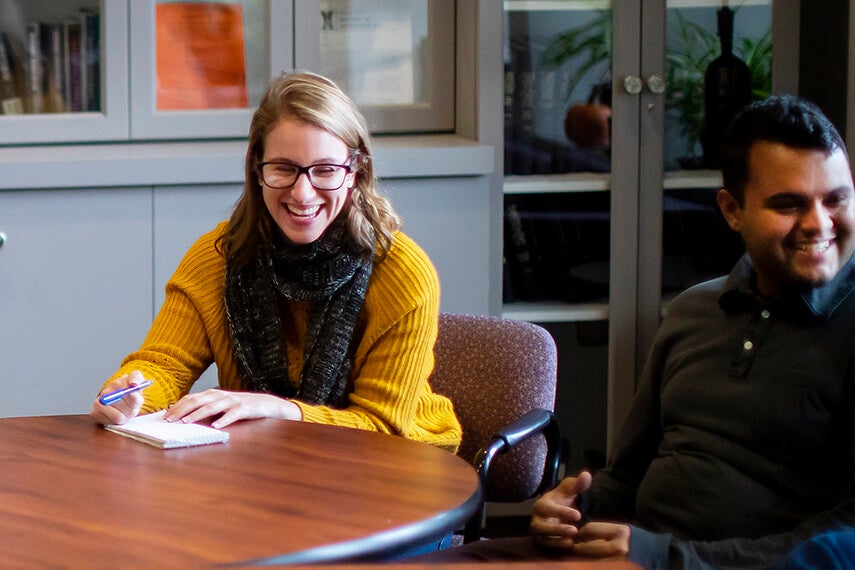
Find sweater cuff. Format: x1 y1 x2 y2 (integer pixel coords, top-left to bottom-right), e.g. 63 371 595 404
628 525 671 570
290 399 312 422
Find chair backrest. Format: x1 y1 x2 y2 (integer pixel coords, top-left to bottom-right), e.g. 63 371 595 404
429 313 558 502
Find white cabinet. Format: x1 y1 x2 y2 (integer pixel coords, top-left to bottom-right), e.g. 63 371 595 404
128 0 292 140
152 184 242 392
0 0 459 143
381 175 492 315
0 0 129 144
0 0 498 417
0 187 151 416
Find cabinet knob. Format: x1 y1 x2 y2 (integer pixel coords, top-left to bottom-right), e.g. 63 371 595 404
645 74 666 95
0 231 5 250
622 75 643 95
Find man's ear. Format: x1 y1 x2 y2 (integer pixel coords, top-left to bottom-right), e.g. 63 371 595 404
716 188 743 232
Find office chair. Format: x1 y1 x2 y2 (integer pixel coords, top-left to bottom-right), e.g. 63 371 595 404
429 313 562 543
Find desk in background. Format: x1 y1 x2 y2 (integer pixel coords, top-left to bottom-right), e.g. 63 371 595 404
0 415 480 566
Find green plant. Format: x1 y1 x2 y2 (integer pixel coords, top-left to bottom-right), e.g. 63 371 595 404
667 10 772 155
740 32 773 99
666 13 719 154
539 8 772 156
540 10 611 102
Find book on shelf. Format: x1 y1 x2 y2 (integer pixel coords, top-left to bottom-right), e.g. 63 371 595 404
504 195 612 304
63 18 82 112
24 23 43 114
502 253 515 304
79 8 100 112
504 202 543 301
39 21 65 112
505 11 535 176
0 32 24 115
3 5 100 116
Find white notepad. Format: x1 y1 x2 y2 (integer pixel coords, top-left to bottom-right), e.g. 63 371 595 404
105 410 229 449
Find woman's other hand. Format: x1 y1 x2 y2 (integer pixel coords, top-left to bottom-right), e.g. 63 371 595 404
162 388 303 428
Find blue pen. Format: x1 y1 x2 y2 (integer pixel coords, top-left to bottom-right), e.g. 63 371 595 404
98 380 154 406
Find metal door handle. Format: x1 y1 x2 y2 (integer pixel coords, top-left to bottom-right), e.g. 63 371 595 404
0 231 6 250
622 75 643 95
645 74 666 94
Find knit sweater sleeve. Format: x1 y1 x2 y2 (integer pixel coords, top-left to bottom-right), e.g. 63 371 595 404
104 227 461 452
293 232 462 452
104 223 234 412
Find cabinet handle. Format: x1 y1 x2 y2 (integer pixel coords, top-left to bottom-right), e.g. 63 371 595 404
0 231 5 250
645 74 666 95
622 75 643 95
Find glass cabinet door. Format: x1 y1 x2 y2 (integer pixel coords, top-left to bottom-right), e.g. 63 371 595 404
630 0 784 444
499 0 784 450
2 1 462 143
129 0 290 140
659 0 775 307
501 0 620 468
501 0 613 323
304 0 455 134
0 0 128 144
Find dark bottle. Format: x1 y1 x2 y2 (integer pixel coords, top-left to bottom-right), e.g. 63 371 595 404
702 5 751 169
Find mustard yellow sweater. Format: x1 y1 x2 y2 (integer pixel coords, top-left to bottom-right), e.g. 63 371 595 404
109 222 461 452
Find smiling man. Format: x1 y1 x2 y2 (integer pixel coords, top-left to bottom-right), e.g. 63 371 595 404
519 95 855 569
716 120 855 299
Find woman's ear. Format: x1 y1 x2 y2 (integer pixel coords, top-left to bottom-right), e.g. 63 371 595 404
716 188 743 232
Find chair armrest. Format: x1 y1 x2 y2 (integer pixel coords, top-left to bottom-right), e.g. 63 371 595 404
477 408 562 496
495 408 557 450
464 409 562 543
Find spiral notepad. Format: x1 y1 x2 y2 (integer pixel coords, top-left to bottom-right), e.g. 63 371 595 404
105 410 229 449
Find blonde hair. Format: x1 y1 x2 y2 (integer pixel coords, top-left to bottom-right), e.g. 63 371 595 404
218 71 401 269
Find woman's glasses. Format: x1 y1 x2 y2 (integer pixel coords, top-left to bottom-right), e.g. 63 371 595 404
258 162 352 191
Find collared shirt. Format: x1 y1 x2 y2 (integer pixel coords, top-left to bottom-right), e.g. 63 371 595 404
588 253 855 568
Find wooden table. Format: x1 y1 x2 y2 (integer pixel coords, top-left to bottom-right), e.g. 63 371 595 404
0 415 481 566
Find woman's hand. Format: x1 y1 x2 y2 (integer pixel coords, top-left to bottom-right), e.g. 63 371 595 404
162 389 303 428
90 370 146 425
530 470 593 550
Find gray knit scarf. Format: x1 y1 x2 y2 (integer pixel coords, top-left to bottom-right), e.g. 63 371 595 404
224 219 373 407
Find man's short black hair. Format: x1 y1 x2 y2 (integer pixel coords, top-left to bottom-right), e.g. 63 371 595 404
720 94 848 204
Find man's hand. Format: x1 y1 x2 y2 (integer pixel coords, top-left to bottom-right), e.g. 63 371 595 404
530 470 593 549
571 521 631 558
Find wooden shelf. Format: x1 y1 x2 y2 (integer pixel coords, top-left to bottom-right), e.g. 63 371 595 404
502 301 608 323
503 169 722 195
663 169 722 189
503 173 610 194
504 1 609 11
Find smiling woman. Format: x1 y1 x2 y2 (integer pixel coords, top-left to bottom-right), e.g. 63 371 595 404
257 118 355 245
90 72 462 462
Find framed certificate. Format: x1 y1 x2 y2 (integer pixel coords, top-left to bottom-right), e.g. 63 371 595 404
318 0 455 134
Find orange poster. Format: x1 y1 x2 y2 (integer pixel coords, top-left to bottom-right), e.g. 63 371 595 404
156 3 248 111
